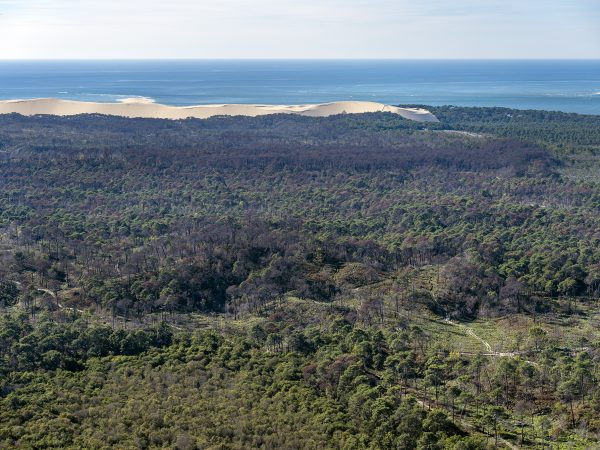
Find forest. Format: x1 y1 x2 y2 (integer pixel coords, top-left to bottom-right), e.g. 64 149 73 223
1 107 600 449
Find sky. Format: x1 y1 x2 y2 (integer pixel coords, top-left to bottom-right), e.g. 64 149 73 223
0 0 599 59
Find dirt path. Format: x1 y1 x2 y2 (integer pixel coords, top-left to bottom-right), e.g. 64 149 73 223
444 317 541 368
438 130 486 139
444 317 492 352
35 287 86 314
412 393 520 450
36 287 56 298
32 287 185 330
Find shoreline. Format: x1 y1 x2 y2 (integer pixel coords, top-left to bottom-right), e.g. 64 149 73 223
0 98 439 122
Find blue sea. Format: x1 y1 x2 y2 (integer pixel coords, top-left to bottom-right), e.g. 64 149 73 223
0 60 599 114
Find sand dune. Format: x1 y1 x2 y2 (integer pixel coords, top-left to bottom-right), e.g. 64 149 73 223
0 98 439 122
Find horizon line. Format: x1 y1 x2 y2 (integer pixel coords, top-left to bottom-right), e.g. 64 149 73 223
1 57 600 62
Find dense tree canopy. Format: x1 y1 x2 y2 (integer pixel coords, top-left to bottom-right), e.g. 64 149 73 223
1 108 599 448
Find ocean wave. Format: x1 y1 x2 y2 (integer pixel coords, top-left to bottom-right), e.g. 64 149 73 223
545 92 600 98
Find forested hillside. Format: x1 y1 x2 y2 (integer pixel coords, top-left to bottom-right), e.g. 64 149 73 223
1 109 599 449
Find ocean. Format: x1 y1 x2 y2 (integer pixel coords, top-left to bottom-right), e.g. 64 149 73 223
0 60 599 114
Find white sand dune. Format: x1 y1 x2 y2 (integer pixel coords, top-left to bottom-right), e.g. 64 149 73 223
0 98 439 122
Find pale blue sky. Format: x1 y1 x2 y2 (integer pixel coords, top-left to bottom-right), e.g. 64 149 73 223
0 0 598 59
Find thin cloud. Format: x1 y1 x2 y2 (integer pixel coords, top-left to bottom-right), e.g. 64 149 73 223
0 0 598 58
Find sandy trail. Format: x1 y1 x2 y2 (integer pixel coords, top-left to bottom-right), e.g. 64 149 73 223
444 317 492 352
35 287 86 314
444 318 540 367
412 392 520 449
